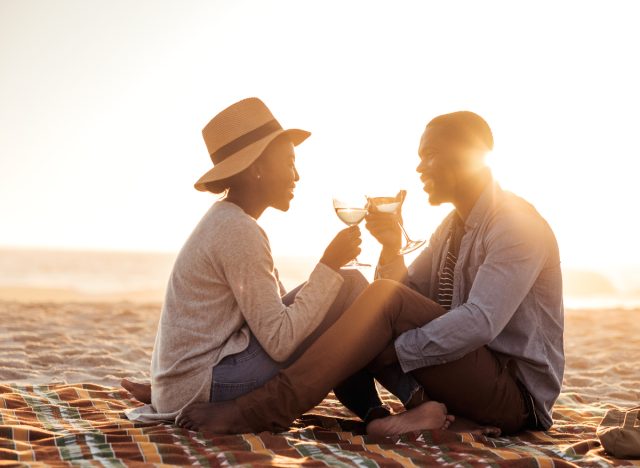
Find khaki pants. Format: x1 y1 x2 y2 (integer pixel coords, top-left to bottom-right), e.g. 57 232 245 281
237 279 530 434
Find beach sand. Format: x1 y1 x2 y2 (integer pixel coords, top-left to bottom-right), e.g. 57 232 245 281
1 298 639 410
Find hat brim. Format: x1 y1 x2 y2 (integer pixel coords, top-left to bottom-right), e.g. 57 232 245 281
194 128 310 192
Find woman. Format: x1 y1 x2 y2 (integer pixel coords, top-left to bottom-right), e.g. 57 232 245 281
124 98 453 436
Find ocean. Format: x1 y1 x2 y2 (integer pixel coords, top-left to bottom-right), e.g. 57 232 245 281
0 247 638 309
0 247 316 302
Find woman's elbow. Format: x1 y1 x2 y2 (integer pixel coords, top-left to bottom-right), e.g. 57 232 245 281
264 343 293 363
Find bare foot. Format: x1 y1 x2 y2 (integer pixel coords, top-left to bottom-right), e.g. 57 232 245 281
447 415 501 437
121 378 152 404
366 401 455 437
175 400 254 434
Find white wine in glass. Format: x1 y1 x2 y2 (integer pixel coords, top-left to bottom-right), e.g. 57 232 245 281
367 190 426 255
335 207 368 225
332 197 370 268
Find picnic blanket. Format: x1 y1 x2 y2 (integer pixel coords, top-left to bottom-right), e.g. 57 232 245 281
1 383 638 467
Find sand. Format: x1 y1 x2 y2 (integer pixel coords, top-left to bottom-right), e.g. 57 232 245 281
1 298 639 411
0 300 158 386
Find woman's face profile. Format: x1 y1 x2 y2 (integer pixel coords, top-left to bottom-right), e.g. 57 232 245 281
256 136 299 212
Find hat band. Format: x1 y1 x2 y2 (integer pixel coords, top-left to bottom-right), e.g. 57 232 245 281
211 119 282 164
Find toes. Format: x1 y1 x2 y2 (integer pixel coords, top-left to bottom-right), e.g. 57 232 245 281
175 412 188 427
483 426 501 436
176 407 203 432
121 379 133 391
439 403 447 414
440 415 456 431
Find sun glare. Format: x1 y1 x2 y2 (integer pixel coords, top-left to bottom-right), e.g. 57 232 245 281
0 0 639 283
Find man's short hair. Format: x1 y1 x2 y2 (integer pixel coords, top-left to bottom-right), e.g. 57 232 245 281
426 111 494 152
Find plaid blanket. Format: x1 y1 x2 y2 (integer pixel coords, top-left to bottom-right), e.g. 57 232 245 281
1 383 638 467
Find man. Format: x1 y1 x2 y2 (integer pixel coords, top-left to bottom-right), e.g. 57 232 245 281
174 111 564 435
365 111 564 432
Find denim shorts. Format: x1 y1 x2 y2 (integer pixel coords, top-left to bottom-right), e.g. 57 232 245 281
210 333 283 402
209 270 369 403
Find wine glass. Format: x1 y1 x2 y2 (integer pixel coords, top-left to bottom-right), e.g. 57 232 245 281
332 197 371 268
366 190 426 255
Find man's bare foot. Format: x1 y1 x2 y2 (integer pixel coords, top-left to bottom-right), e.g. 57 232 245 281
121 378 152 404
447 415 501 436
175 400 254 434
366 401 455 437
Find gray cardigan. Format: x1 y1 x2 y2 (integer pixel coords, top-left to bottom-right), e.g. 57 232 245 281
128 201 343 422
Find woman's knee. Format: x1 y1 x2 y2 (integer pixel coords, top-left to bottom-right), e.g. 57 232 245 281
333 269 369 309
359 279 404 311
361 280 443 329
367 279 402 296
337 269 369 292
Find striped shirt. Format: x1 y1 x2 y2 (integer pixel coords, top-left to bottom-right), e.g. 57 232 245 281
376 179 564 430
437 214 464 310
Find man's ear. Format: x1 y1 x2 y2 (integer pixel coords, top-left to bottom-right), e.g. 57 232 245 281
454 147 485 170
468 148 489 172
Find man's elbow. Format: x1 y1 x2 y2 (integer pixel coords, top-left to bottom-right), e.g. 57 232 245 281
483 317 509 346
465 303 501 345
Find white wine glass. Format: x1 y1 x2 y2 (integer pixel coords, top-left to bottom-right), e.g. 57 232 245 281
367 190 426 255
332 197 371 268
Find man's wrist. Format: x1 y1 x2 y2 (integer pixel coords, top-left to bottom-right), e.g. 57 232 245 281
379 247 401 266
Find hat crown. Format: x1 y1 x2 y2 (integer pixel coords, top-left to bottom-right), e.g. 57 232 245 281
194 97 309 192
202 98 280 159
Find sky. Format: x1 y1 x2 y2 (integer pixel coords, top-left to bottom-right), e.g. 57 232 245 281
1 1 640 283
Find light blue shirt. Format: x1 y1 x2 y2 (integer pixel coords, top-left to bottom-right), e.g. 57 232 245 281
377 180 564 429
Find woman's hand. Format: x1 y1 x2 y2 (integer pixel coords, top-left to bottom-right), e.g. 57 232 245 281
320 226 362 271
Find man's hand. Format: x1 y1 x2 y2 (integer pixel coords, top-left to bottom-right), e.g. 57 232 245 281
365 211 402 264
320 226 362 271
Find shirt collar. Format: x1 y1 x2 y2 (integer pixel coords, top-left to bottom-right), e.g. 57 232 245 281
464 176 503 231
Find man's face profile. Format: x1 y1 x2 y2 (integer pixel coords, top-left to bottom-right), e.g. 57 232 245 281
417 127 459 206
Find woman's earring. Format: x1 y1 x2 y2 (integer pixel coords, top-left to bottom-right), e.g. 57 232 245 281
256 173 262 180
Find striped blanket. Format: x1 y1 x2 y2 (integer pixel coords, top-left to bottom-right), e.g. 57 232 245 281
0 383 637 467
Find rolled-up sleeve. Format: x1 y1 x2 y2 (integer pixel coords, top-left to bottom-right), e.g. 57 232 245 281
395 209 552 372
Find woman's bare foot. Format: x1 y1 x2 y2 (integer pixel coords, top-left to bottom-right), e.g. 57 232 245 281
121 378 152 404
175 400 254 434
366 401 455 437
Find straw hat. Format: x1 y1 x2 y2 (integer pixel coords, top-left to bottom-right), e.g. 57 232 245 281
195 98 311 191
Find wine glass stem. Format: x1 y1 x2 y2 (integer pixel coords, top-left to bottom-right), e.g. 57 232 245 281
397 221 412 243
